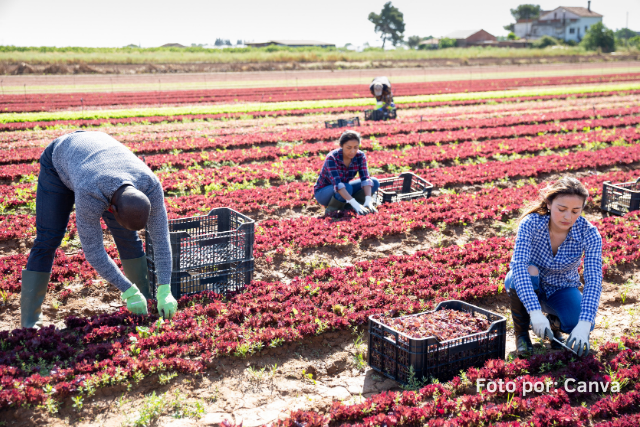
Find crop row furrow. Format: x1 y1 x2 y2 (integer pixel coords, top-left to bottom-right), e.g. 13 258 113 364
2 89 640 132
2 73 639 113
2 105 638 165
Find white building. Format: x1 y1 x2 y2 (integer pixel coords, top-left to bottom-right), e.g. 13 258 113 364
514 4 602 42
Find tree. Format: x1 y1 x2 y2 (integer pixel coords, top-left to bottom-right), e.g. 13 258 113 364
406 35 422 49
507 32 520 40
510 4 541 20
615 28 637 41
438 38 457 49
531 35 559 48
368 2 405 48
504 4 541 32
581 22 615 52
615 28 636 39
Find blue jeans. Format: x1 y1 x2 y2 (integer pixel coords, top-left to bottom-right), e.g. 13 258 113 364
26 140 145 273
314 178 380 207
504 266 595 334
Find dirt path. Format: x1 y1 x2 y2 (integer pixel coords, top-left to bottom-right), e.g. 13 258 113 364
2 61 639 94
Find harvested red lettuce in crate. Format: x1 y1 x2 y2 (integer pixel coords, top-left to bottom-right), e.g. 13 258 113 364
377 308 491 341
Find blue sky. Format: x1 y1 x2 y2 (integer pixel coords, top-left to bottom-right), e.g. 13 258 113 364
0 0 637 48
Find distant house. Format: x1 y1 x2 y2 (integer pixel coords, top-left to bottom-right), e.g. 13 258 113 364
514 3 603 42
419 38 440 49
245 40 335 48
444 30 497 47
160 43 186 48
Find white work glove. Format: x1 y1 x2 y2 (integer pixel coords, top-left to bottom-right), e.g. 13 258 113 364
529 310 551 338
566 320 592 357
347 198 369 215
363 195 378 213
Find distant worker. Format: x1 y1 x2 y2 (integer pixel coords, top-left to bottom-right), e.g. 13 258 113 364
314 130 380 214
370 76 395 110
21 130 178 329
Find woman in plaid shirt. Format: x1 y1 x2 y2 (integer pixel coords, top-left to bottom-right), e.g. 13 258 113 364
504 177 602 357
314 130 380 214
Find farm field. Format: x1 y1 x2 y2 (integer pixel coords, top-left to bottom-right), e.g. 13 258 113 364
0 70 640 427
2 61 640 95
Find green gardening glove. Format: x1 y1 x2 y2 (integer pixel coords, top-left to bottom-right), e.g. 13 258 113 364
121 284 148 315
157 284 178 320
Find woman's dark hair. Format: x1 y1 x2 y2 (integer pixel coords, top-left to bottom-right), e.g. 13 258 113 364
339 130 362 147
518 176 589 224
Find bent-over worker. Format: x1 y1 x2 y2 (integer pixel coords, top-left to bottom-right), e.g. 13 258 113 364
370 76 395 110
505 177 601 357
21 130 177 328
314 130 380 214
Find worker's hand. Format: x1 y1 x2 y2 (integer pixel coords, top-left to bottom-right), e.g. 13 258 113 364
567 320 591 357
363 196 378 213
121 284 148 315
156 284 178 320
347 198 369 215
529 310 550 338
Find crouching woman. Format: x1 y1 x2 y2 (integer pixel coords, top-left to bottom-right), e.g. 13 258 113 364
505 177 601 356
314 130 380 214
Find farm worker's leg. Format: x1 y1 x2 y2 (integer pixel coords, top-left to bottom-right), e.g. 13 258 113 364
504 265 539 353
539 287 594 334
23 142 74 328
102 210 151 300
334 183 354 203
314 185 337 207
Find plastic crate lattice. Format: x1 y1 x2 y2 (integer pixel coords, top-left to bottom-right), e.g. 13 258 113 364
146 207 254 299
601 178 640 216
376 172 434 205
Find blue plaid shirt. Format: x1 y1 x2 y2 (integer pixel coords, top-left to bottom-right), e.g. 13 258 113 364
314 148 373 193
510 213 603 324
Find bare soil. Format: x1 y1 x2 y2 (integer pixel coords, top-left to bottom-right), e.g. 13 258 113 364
1 57 638 81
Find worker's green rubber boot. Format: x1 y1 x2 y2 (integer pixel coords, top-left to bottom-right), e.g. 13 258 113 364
325 196 346 214
20 270 50 329
121 255 152 300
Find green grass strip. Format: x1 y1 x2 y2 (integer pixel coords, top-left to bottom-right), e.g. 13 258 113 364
2 82 640 124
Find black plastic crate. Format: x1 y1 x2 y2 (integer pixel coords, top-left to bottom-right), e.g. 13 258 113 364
325 117 360 129
601 179 640 216
376 172 434 205
364 108 397 121
145 207 255 299
368 300 506 385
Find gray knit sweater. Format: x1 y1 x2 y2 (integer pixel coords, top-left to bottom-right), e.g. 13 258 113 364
52 131 172 292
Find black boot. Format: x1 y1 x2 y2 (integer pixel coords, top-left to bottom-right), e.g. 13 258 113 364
547 314 565 350
509 290 533 354
325 196 346 213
